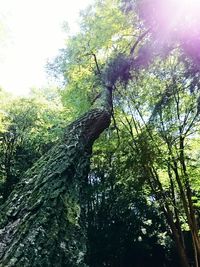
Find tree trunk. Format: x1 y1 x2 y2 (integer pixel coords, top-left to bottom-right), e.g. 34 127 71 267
147 168 190 267
0 87 112 267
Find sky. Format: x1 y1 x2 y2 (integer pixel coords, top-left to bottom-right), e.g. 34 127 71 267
0 0 93 95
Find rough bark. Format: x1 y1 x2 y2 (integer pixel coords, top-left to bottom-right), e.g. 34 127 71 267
0 87 112 267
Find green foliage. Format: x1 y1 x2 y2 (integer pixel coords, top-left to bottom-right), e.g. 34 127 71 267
1 0 200 266
85 128 172 266
47 1 200 265
0 88 66 202
48 0 138 119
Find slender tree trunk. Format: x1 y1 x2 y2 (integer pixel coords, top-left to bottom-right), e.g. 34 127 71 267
147 167 190 267
0 87 112 267
164 207 190 267
179 136 200 266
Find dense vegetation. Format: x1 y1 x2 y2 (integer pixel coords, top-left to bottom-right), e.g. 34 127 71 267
0 0 200 266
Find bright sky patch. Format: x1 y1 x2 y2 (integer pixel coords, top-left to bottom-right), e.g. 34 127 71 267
0 0 93 95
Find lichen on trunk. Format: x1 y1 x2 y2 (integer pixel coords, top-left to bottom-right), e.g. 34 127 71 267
0 87 112 267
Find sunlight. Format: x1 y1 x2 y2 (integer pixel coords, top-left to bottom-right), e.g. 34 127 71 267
0 0 93 95
175 0 200 21
177 0 200 8
140 0 200 36
139 0 200 64
145 0 200 40
168 0 200 28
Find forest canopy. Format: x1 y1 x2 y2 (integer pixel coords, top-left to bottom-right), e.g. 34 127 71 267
0 0 200 266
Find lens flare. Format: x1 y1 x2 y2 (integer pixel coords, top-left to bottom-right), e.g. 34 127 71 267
139 0 200 65
142 0 200 37
170 0 200 28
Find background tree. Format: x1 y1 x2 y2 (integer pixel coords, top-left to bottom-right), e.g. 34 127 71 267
0 88 65 203
109 52 200 266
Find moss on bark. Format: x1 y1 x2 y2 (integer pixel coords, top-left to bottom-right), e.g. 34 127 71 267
0 87 112 267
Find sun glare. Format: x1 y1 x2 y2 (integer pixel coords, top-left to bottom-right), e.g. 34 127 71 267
169 0 200 26
179 0 200 7
149 0 200 39
140 0 200 61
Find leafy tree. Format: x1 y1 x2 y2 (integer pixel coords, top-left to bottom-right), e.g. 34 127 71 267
0 0 200 266
112 52 200 266
0 88 65 202
86 131 172 267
